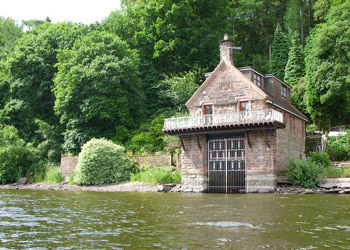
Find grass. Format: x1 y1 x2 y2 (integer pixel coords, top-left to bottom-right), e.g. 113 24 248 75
130 166 181 184
44 165 64 183
33 163 64 184
322 167 350 178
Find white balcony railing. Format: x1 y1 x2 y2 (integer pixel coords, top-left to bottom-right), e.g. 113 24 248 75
163 109 283 130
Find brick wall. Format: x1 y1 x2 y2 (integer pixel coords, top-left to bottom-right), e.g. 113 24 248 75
128 153 173 167
181 135 208 192
245 130 276 192
275 114 306 174
60 155 79 178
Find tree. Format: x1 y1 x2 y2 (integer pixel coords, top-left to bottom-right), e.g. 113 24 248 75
270 24 290 80
305 0 350 129
284 0 315 46
53 31 144 153
284 32 305 111
0 125 38 184
159 69 204 112
0 22 85 142
22 18 50 30
0 17 22 57
102 0 231 116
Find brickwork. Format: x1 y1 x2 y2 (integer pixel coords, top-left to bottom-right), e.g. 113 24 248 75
275 114 306 174
245 130 277 192
60 155 78 178
128 153 173 167
187 62 268 115
180 135 208 192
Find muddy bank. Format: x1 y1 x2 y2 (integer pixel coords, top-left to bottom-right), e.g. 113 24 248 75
0 181 182 193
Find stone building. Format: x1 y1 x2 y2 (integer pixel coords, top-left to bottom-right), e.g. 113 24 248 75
163 34 308 193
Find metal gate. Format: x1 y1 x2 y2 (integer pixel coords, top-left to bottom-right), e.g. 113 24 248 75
208 137 246 193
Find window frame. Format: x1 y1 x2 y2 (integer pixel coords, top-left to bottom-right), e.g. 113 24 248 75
281 85 287 98
253 73 261 87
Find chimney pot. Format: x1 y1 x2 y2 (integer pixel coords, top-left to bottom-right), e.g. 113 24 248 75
224 33 229 40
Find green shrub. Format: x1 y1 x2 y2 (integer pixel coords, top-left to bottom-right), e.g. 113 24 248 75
44 164 63 183
0 125 38 184
287 158 323 188
74 138 133 185
307 152 331 168
322 167 343 178
326 132 350 161
130 166 181 184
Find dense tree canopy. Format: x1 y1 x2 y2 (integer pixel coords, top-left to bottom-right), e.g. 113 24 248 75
305 0 350 129
54 31 144 153
0 22 86 142
0 17 22 57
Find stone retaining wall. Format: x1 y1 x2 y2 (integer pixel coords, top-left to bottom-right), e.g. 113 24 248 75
181 174 208 193
128 153 174 168
60 155 78 178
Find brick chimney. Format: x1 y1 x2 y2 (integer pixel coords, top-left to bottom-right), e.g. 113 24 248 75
219 33 234 64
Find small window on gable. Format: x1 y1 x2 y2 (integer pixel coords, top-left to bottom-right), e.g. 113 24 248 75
254 73 261 87
281 85 287 98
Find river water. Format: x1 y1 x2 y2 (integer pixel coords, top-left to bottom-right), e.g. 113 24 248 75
0 190 350 249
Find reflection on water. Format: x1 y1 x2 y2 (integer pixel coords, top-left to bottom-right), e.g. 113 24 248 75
0 190 350 249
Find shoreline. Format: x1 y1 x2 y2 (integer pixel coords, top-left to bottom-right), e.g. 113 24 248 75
0 181 173 193
1 177 350 194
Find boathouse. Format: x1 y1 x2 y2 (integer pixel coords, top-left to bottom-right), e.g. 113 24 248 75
163 34 308 193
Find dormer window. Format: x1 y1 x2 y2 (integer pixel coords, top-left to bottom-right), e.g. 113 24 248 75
281 85 287 98
254 73 261 87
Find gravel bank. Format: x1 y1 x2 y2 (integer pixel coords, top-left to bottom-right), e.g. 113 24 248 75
0 181 162 193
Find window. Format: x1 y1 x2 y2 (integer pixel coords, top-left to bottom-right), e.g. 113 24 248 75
254 73 261 87
239 101 250 112
203 105 213 115
281 85 287 98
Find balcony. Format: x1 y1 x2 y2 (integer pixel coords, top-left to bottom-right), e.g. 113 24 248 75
163 109 284 135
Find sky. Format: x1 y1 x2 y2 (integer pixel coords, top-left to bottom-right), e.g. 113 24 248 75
0 0 121 25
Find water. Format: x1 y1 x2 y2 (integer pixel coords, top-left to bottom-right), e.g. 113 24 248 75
1 190 350 249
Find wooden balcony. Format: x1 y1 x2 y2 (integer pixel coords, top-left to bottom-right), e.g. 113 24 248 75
163 109 284 135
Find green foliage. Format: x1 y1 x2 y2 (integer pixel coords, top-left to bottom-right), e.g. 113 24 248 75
159 69 204 112
322 167 350 178
130 166 181 184
54 31 144 153
0 22 85 142
0 125 38 184
326 132 350 161
68 175 75 185
271 24 290 80
305 1 350 129
35 119 63 163
44 164 63 183
287 158 323 188
103 0 231 74
284 32 306 111
129 115 167 153
74 138 133 185
0 17 22 57
284 0 314 46
307 152 331 168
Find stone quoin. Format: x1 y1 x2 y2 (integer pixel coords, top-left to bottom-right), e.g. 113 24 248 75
163 34 308 193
